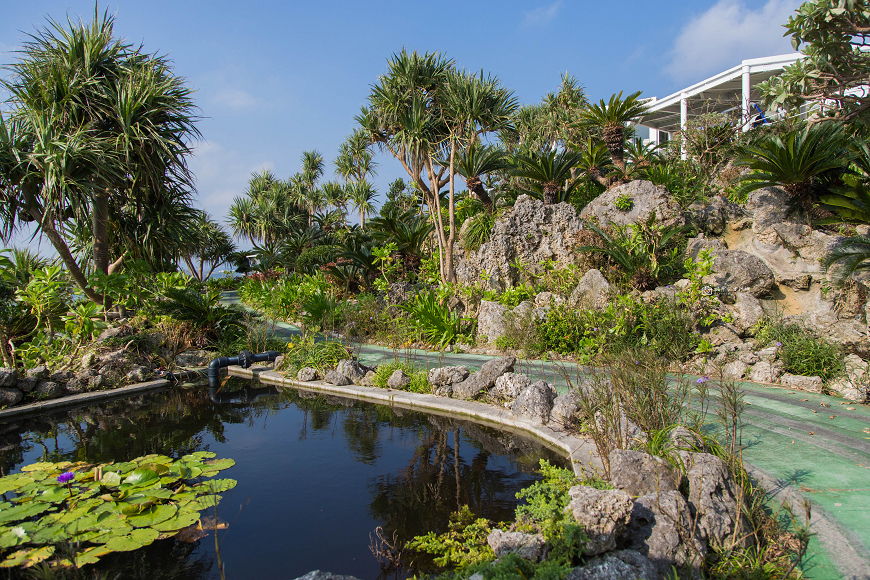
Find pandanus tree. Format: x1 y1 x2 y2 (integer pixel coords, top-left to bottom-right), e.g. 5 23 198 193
576 91 648 171
178 211 236 282
348 180 377 228
228 170 303 256
335 128 378 226
0 9 201 304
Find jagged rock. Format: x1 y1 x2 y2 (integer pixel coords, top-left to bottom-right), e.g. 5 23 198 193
609 450 680 497
49 370 75 384
35 381 64 399
76 368 98 381
81 352 97 368
685 200 728 236
737 351 759 365
293 572 362 580
732 293 764 334
722 360 748 380
756 347 778 362
454 195 587 291
99 349 129 364
685 237 726 261
566 549 657 580
623 491 706 579
323 370 351 386
428 366 470 386
779 274 812 290
581 180 682 228
452 357 515 400
477 300 509 343
88 375 108 390
0 368 18 387
791 311 868 358
336 360 366 383
387 369 411 389
16 377 38 393
174 350 213 367
492 372 532 400
565 485 634 556
65 378 87 394
569 269 612 310
125 366 149 383
358 370 376 387
26 365 50 380
686 453 751 549
705 325 743 347
781 373 823 393
551 392 582 427
0 388 23 406
669 426 703 450
297 367 318 382
486 529 545 561
386 282 419 305
511 380 556 423
702 250 776 297
97 325 133 342
535 292 565 307
512 300 536 322
827 377 866 402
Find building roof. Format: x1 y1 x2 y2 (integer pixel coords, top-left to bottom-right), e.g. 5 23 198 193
637 53 804 132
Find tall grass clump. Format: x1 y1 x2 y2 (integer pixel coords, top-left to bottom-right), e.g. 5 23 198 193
754 318 844 381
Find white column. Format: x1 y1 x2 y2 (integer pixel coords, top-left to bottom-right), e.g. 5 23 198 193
648 126 659 145
742 64 751 132
680 93 688 160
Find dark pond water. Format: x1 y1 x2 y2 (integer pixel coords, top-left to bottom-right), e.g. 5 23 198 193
0 380 567 579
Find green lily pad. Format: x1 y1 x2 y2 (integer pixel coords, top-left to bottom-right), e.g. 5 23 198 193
190 451 217 460
205 458 235 470
0 545 54 568
0 502 52 525
29 521 70 544
20 463 54 473
127 504 177 528
103 527 159 552
74 545 113 567
0 526 30 548
0 476 34 494
100 471 122 486
152 511 200 532
197 479 237 494
122 468 159 487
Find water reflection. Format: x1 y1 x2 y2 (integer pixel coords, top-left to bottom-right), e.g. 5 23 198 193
0 381 567 579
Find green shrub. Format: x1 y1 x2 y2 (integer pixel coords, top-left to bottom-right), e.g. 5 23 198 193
401 290 473 348
483 285 535 308
372 361 431 393
279 336 350 374
407 505 496 570
754 318 844 381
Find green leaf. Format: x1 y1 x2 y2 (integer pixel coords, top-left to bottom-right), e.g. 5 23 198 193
197 479 237 494
0 546 55 568
122 468 159 487
0 526 29 548
127 505 177 527
0 502 52 524
104 527 159 552
100 471 122 486
152 511 200 532
20 462 54 473
204 458 235 471
0 476 34 494
74 545 112 567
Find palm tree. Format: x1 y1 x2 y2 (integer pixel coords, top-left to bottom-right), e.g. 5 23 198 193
513 149 582 205
577 91 649 171
573 137 613 187
454 144 509 212
229 170 302 252
734 123 849 221
348 180 377 228
822 235 870 285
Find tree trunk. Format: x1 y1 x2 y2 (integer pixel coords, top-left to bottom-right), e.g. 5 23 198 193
604 126 625 171
93 189 110 275
445 139 457 284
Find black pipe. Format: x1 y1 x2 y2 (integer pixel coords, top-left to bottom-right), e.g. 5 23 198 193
207 350 280 388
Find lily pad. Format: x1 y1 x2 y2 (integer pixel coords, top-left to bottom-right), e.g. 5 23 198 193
0 545 55 568
122 468 159 487
0 502 52 524
0 476 34 495
100 471 122 486
103 527 159 552
205 458 235 470
152 511 200 532
127 504 177 528
74 545 113 567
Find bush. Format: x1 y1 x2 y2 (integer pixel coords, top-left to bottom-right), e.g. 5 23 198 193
279 336 350 374
401 290 473 348
754 318 844 381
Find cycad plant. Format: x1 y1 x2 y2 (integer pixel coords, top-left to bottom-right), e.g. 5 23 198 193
572 137 613 186
822 235 870 285
513 148 582 205
455 143 509 211
576 91 649 171
734 123 850 221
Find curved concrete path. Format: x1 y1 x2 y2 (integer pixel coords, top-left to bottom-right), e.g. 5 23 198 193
222 291 870 579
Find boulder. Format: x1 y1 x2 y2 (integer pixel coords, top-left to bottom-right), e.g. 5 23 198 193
756 347 778 362
358 370 376 387
781 373 823 393
702 250 776 297
551 392 583 427
49 370 75 384
732 293 764 333
125 366 149 383
685 453 751 549
477 300 509 343
297 367 318 382
16 377 38 393
293 572 362 580
0 388 23 406
827 377 866 402
452 357 515 400
65 378 87 395
427 366 470 387
566 549 657 580
622 491 706 579
0 368 18 387
511 380 556 424
76 368 98 381
569 269 612 310
385 282 419 306
97 325 133 342
88 375 108 390
99 349 130 364
722 360 748 380
608 450 680 497
336 360 367 384
669 426 703 451
581 180 682 228
26 365 50 380
486 529 545 561
685 200 728 236
492 372 532 400
535 292 565 308
565 485 634 556
323 370 351 386
35 381 64 400
454 195 587 291
386 369 411 389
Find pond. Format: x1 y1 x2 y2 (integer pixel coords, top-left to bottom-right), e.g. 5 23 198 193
0 380 568 579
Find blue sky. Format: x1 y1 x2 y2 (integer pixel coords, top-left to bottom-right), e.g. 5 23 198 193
2 0 801 250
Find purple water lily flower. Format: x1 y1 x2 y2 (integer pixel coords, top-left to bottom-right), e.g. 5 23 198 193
57 471 74 484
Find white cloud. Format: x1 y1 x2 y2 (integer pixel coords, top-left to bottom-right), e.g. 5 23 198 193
521 1 562 28
211 87 263 111
664 0 802 83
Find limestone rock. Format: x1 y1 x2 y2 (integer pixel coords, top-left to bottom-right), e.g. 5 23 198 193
175 350 213 367
477 300 509 343
686 452 751 549
551 392 582 427
733 293 764 333
323 370 351 386
35 381 64 399
486 529 545 561
386 369 411 389
428 366 470 386
566 549 657 580
297 367 318 382
385 282 420 306
65 378 87 394
702 250 776 297
26 365 50 380
569 269 612 310
565 485 634 555
623 491 706 579
609 450 680 497
581 180 682 228
97 325 133 342
88 375 108 390
827 377 866 402
0 388 23 406
0 368 17 387
685 200 728 236
669 426 703 451
16 377 38 393
50 370 75 384
722 360 748 380
293 572 362 580
125 366 149 383
493 372 532 400
358 370 376 387
511 380 556 424
452 357 515 400
535 291 565 307
336 360 367 383
455 195 587 291
781 373 823 393
756 347 778 362
81 352 97 368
